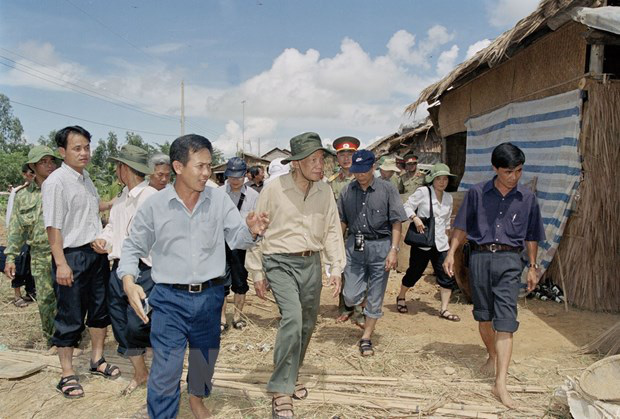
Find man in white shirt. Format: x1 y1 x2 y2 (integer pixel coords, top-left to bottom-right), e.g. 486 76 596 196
43 126 120 399
218 157 259 331
92 144 158 395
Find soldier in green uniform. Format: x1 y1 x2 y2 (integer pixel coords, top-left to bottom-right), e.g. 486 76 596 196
398 152 425 195
4 146 61 350
328 136 359 201
378 156 401 190
328 136 365 326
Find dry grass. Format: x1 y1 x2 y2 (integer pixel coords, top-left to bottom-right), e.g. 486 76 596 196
0 219 616 417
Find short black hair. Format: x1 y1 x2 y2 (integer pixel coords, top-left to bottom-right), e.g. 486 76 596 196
491 142 526 169
55 125 92 149
169 134 213 174
249 165 263 178
22 163 33 174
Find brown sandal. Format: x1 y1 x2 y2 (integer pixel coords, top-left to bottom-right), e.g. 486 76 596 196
439 309 461 322
272 394 294 418
292 383 308 400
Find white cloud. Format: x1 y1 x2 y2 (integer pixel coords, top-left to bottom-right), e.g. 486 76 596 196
436 45 459 76
487 0 539 28
466 39 492 59
144 42 186 55
4 30 463 152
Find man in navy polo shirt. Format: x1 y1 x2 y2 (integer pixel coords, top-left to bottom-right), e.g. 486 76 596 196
443 142 545 408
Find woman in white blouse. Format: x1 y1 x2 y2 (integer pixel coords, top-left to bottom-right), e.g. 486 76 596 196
397 163 460 321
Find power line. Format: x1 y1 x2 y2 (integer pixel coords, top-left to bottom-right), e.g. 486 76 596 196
0 58 223 139
10 99 178 138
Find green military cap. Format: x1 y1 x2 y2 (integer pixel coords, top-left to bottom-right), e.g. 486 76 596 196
108 144 153 175
425 163 456 183
282 132 333 164
26 145 62 164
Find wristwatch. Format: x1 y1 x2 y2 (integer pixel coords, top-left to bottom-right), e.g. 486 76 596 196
528 263 540 269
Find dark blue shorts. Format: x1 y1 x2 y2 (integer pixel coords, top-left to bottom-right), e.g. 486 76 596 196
469 251 523 333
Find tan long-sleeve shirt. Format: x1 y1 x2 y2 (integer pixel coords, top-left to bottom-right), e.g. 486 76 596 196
245 173 345 283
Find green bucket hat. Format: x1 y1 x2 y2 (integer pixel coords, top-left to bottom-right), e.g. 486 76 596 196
425 163 456 184
26 145 62 164
281 132 332 164
108 144 153 175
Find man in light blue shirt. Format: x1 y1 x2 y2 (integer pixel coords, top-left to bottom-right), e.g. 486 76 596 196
117 134 268 419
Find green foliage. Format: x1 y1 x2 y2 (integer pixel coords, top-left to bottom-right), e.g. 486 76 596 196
0 93 27 154
37 130 57 149
212 147 225 166
0 151 28 191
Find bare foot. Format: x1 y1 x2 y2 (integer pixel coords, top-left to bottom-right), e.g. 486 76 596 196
189 395 211 418
335 312 352 323
121 374 148 396
492 383 517 409
480 356 496 377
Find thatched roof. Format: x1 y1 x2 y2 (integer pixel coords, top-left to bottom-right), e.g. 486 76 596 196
406 0 597 114
368 118 436 156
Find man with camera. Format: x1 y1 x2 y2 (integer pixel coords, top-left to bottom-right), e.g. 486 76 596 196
338 150 407 356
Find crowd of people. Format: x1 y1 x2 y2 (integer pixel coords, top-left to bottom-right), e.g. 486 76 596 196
1 125 544 417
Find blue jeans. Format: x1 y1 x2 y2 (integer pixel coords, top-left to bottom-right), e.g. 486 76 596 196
343 236 391 319
147 282 224 419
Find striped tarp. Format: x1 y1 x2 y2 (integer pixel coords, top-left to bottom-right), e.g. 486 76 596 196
460 89 583 274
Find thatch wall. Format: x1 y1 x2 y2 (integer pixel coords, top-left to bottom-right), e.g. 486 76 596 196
438 22 587 136
368 120 442 163
546 79 620 312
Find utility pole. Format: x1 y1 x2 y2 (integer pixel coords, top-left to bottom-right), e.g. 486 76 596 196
180 80 185 135
258 138 261 157
241 99 246 156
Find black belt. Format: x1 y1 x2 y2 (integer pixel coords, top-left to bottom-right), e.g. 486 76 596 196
471 243 521 253
350 233 389 241
111 259 149 270
163 277 226 293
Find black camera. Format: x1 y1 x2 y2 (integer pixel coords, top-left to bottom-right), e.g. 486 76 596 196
354 232 365 252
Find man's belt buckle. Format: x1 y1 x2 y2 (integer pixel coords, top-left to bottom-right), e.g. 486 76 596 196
188 283 203 293
489 244 498 253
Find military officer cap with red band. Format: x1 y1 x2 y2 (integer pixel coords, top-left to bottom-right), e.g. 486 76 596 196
332 136 360 153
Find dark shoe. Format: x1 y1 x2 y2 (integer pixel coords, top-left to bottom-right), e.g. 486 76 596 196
56 375 84 399
439 309 461 322
220 322 229 333
232 319 247 330
89 357 121 379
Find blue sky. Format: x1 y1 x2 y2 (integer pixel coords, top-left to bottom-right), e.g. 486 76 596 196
0 0 539 156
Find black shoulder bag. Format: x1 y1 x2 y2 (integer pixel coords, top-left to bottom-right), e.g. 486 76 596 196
404 186 435 247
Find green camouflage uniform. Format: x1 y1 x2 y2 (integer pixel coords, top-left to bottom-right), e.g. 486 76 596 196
5 182 56 345
386 173 401 191
399 171 425 195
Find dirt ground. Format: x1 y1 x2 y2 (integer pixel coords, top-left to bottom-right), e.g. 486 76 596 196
0 220 617 418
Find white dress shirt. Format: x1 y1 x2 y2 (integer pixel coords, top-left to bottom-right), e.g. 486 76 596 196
218 183 259 220
42 163 102 248
404 186 453 252
97 181 158 265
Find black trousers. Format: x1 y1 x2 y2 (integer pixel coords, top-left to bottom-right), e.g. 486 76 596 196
6 244 36 295
224 245 249 295
108 260 154 357
51 245 111 348
402 246 456 289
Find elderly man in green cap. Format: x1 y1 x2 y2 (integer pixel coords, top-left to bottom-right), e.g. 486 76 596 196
246 132 345 419
4 145 61 352
91 144 158 395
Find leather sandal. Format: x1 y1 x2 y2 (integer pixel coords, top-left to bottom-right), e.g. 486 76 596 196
56 375 84 399
292 383 308 400
439 309 461 322
272 394 294 418
359 339 374 357
396 297 408 313
232 319 247 330
89 357 121 379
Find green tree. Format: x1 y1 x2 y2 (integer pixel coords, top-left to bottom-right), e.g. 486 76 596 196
37 130 58 149
0 93 27 154
212 147 225 166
